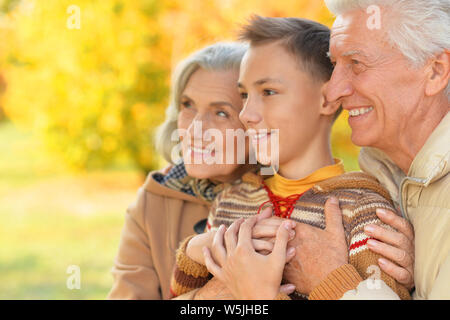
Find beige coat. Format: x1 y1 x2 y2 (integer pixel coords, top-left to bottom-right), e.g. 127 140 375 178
107 169 210 300
358 112 450 300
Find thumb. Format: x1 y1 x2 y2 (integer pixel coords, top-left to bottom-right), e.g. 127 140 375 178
279 283 296 295
272 220 295 262
324 197 344 234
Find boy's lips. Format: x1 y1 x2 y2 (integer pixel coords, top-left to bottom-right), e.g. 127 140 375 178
250 130 272 143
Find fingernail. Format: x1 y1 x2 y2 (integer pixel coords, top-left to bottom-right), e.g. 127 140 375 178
287 247 296 255
376 209 387 217
289 230 295 239
286 284 296 291
364 225 375 234
367 239 377 248
378 257 387 266
329 197 339 205
284 221 291 230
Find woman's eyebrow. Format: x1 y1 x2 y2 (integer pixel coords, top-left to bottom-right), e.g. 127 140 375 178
210 101 239 111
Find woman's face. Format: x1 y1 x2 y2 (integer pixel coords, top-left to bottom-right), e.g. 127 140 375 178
177 68 248 182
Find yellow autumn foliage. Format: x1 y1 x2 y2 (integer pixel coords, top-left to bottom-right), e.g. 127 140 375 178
0 0 359 172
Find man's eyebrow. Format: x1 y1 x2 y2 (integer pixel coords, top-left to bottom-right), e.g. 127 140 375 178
342 50 369 58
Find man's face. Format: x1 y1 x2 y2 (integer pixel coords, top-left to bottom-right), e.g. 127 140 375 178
238 41 325 168
326 9 430 151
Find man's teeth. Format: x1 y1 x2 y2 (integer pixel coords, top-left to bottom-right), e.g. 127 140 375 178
349 107 373 117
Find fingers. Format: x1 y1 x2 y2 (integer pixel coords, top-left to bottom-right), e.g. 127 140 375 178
237 215 258 247
252 239 274 253
367 238 413 269
377 257 414 289
364 223 413 255
272 220 296 261
324 197 344 234
211 224 227 267
279 284 296 295
256 206 273 221
224 218 244 253
203 246 223 280
376 209 414 242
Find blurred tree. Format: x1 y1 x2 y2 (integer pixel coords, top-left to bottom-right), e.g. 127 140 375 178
0 0 359 173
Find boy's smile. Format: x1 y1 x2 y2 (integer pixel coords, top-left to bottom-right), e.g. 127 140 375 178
238 41 338 178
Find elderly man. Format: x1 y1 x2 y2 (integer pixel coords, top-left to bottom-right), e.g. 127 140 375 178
288 0 449 299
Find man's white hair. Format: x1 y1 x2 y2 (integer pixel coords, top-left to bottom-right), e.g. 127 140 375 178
325 0 450 98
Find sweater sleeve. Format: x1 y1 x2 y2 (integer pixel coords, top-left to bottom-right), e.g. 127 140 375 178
169 235 211 298
107 187 162 300
169 192 224 298
309 191 411 300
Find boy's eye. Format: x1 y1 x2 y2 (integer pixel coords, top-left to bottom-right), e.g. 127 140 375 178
263 89 277 96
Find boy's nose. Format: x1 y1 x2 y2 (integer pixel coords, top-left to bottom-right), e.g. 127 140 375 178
239 99 263 128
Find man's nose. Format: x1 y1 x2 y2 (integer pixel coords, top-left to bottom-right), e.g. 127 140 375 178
325 64 354 104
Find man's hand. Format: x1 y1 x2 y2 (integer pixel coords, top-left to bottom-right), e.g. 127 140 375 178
284 197 348 295
364 208 415 290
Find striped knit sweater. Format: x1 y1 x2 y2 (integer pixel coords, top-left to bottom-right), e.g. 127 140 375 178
170 171 411 300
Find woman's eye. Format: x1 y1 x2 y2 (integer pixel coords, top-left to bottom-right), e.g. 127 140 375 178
181 101 193 109
263 89 277 96
216 111 228 118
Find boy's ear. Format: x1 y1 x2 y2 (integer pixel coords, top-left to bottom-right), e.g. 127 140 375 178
319 81 341 116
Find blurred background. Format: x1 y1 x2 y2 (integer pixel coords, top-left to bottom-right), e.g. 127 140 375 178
0 0 360 299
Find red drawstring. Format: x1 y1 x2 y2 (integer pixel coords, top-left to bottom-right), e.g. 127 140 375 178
257 181 305 219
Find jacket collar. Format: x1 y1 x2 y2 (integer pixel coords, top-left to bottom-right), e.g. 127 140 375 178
359 112 449 202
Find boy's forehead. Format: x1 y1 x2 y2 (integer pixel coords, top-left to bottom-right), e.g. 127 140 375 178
239 42 296 82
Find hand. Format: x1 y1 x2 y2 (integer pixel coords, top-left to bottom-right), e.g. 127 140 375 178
252 207 294 255
186 231 216 265
364 208 415 290
187 208 292 264
203 216 297 300
283 197 348 295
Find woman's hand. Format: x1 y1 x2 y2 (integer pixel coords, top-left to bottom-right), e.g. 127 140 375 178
364 208 415 290
202 215 297 300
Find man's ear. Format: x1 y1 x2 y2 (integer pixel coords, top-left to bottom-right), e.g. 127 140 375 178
319 81 341 116
425 50 450 97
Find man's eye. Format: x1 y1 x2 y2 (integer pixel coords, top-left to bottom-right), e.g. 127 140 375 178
240 92 248 100
352 59 360 65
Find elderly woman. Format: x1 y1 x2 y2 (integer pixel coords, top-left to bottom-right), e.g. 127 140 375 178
107 42 253 299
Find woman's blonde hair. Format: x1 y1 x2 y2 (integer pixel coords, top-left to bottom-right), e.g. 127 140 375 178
155 42 248 163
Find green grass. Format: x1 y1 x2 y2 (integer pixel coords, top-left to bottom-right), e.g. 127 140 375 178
0 121 143 299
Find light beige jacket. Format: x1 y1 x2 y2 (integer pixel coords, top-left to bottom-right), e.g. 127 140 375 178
351 112 450 300
107 169 210 300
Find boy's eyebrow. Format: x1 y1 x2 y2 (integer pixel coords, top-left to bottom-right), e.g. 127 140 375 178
254 78 283 86
237 78 283 89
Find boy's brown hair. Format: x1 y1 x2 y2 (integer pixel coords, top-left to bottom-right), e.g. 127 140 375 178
239 15 342 120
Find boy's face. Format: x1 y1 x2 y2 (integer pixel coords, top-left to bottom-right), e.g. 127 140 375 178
238 41 328 169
